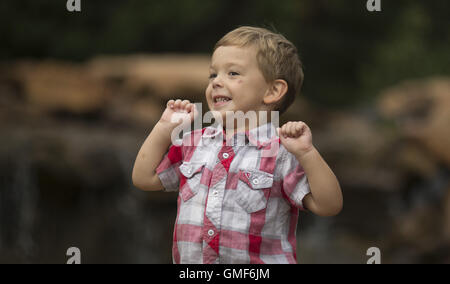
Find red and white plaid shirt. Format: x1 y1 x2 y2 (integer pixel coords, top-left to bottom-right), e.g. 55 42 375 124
156 122 310 264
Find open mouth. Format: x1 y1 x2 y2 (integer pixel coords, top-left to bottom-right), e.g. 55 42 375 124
213 96 232 107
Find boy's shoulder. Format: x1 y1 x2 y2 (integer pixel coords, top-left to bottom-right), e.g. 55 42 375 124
177 125 293 159
174 126 300 175
173 127 210 147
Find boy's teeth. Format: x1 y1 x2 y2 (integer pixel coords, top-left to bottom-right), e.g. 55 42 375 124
215 98 230 102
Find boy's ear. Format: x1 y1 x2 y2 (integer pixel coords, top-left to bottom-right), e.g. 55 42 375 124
263 79 288 105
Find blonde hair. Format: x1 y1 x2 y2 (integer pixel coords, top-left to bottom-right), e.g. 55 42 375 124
214 26 304 115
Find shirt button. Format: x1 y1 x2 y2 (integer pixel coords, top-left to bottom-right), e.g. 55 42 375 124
208 229 214 236
222 153 229 159
252 179 259 185
213 191 218 196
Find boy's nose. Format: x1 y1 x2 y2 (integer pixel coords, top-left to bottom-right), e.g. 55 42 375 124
212 75 223 88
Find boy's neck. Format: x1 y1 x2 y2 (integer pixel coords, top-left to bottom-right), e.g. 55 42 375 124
222 114 272 140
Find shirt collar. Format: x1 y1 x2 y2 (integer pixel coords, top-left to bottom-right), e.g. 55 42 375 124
202 122 278 148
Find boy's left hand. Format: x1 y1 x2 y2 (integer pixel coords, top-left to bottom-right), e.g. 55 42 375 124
277 121 314 159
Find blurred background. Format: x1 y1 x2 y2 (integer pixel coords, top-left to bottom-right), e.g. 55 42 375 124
0 0 449 263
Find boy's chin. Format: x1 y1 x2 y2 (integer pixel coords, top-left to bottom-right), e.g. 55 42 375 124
207 110 231 125
215 111 228 124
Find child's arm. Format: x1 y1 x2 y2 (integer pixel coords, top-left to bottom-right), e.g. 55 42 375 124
132 99 197 191
278 121 343 216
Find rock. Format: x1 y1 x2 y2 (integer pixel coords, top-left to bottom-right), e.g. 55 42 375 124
106 96 163 127
384 179 450 263
395 143 438 178
312 111 403 192
378 77 450 167
12 61 108 114
87 55 210 101
389 204 441 254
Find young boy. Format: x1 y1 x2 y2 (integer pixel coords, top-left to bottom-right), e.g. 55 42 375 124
132 26 343 264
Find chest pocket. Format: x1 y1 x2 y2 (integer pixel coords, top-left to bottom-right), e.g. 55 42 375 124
179 161 206 202
235 168 273 213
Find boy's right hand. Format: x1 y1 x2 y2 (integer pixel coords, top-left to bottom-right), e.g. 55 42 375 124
159 99 198 129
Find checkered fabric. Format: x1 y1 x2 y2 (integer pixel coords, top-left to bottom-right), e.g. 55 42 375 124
156 122 310 264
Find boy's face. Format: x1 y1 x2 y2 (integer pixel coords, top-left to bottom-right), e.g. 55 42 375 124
206 45 271 127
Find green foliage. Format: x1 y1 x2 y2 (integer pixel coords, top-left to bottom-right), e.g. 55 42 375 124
360 1 450 102
1 0 449 106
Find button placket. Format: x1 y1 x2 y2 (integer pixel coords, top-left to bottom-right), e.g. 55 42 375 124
204 177 223 242
205 142 234 245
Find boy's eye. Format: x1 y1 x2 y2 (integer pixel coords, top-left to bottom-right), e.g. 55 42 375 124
208 73 217 79
229 71 239 76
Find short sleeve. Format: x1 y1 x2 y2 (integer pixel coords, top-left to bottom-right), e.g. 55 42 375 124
279 148 311 211
156 144 183 192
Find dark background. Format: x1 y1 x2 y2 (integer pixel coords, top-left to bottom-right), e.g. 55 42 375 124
0 0 449 263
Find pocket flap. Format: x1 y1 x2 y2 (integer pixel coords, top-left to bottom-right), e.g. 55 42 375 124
239 169 273 189
180 161 205 178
